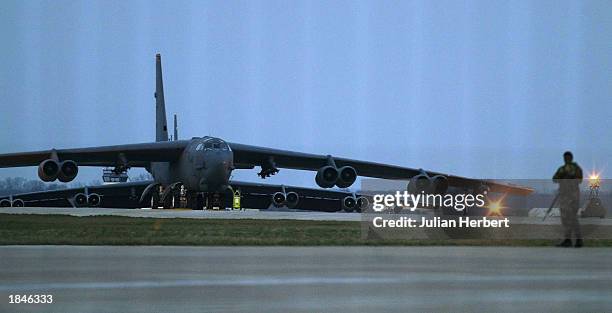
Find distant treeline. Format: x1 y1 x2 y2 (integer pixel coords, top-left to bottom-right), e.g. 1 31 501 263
0 173 153 196
0 177 69 196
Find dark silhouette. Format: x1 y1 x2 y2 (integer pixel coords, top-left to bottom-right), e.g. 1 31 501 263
553 151 583 247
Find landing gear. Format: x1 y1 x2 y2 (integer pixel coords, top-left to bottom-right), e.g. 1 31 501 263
205 193 223 210
154 188 226 211
150 187 161 209
186 191 204 210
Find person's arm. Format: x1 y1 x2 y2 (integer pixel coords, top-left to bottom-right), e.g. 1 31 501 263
553 166 563 182
576 165 583 184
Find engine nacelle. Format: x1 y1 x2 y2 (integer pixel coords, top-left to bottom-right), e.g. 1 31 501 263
342 196 357 212
315 166 339 188
272 192 286 208
38 159 60 182
336 166 357 188
285 191 299 209
431 175 449 194
88 193 101 207
407 174 431 194
74 193 88 207
356 196 369 212
0 199 11 207
12 199 24 207
58 160 79 183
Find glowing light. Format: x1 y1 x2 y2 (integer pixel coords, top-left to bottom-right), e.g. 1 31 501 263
589 171 601 188
486 197 506 216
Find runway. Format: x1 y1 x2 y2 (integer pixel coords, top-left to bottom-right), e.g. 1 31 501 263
0 246 611 312
0 207 362 221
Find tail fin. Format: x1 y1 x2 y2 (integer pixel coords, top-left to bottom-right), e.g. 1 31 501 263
155 53 168 142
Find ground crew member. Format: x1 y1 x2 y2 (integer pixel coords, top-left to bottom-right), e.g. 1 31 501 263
553 151 583 248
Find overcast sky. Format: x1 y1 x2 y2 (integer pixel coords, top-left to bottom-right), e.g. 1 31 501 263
0 0 610 187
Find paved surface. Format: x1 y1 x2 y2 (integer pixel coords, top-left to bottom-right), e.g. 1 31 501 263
0 246 611 312
0 207 362 221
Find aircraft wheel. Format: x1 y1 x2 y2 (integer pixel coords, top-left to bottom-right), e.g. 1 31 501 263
162 194 173 209
150 192 161 209
196 193 205 210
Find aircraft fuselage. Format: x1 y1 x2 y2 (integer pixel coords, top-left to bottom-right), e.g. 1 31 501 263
150 136 234 193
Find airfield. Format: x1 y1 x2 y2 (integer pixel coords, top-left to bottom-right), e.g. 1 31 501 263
1 246 611 312
1 208 612 311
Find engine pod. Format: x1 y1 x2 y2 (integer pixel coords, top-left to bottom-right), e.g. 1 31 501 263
336 166 357 188
58 160 79 183
316 166 338 188
74 193 88 207
272 192 286 207
38 159 60 182
285 192 299 208
88 194 101 207
342 196 357 212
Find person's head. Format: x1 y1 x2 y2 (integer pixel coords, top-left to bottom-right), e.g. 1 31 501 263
563 151 573 164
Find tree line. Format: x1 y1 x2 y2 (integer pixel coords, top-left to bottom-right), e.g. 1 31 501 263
0 173 152 196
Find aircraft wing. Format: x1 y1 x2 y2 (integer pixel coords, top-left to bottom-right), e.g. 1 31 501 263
0 141 189 168
0 181 151 208
229 143 532 195
228 181 367 212
0 180 364 212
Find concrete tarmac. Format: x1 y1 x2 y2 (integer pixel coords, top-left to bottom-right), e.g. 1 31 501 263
0 246 611 312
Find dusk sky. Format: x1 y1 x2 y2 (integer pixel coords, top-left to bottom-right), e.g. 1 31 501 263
1 0 610 187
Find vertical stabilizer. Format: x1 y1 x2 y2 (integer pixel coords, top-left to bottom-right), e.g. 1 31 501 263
155 54 168 142
173 114 178 141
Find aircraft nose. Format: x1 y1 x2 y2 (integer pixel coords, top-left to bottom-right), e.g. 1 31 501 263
201 160 230 186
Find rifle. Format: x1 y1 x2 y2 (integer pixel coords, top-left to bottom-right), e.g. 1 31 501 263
542 193 560 221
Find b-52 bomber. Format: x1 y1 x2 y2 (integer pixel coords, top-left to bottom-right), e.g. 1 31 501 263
0 54 531 212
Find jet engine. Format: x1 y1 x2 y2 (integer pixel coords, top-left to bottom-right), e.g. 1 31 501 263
0 199 11 207
74 193 88 207
58 160 79 183
11 199 24 207
38 159 60 182
430 175 449 194
315 166 339 188
407 174 431 194
356 196 369 212
88 193 101 207
336 166 357 188
285 191 299 209
271 191 300 208
272 192 286 207
342 196 357 212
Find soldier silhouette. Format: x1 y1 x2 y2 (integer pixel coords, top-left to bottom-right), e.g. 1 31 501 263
552 151 583 247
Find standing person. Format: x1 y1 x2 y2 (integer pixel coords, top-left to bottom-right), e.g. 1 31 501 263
553 151 583 247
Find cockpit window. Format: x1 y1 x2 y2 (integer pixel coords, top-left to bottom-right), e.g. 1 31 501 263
201 138 229 151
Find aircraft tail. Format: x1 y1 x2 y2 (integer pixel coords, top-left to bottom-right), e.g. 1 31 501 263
155 54 168 142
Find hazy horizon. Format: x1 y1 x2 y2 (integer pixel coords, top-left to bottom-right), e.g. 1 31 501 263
1 0 610 188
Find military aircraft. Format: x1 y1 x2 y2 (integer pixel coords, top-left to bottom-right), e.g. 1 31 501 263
0 54 531 211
